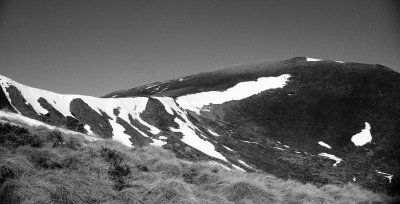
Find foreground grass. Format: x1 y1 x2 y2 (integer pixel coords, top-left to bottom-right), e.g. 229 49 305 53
0 122 398 204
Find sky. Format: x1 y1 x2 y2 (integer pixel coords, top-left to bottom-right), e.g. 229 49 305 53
0 0 399 96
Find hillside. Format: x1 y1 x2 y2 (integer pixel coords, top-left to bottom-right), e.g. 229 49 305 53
1 57 399 195
0 116 397 203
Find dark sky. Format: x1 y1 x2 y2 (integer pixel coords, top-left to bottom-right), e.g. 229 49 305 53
0 0 399 96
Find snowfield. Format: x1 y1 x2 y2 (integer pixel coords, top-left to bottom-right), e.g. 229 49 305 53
0 75 231 163
351 122 372 146
175 74 291 114
318 153 342 167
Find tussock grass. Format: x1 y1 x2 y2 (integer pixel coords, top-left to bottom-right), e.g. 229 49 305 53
0 121 398 204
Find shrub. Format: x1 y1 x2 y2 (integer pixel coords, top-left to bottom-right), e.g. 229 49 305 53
0 178 52 203
222 181 276 203
45 172 117 203
0 179 24 203
17 147 63 169
0 156 34 185
63 137 82 150
48 130 64 147
117 181 150 203
144 179 197 204
182 162 211 184
61 153 84 170
150 160 182 178
100 146 125 165
0 123 46 148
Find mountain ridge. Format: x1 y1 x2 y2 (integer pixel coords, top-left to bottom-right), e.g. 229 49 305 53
1 57 399 194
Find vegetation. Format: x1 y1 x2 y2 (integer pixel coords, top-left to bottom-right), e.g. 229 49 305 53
0 121 398 204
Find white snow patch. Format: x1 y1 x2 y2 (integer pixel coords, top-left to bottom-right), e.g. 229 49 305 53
159 136 167 140
208 129 219 136
351 122 372 146
238 160 252 169
353 177 356 182
274 147 285 151
84 124 94 135
178 78 184 81
277 141 281 144
318 141 332 149
306 57 322 62
0 111 98 142
240 140 258 144
232 164 246 172
295 151 301 154
223 145 234 151
153 97 175 115
335 61 345 63
283 145 290 148
109 119 134 147
170 118 227 162
176 74 290 114
208 161 231 171
0 75 163 136
376 170 393 183
319 153 342 166
151 139 167 147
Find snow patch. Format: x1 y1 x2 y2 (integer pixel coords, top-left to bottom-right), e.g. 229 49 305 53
209 161 231 171
335 61 345 63
170 118 227 162
208 129 219 136
351 122 372 146
109 119 134 147
176 74 290 114
240 140 258 144
376 170 393 183
318 153 342 166
151 139 167 147
153 97 175 115
232 164 246 172
306 57 322 62
274 147 285 151
159 136 167 140
84 124 94 135
318 141 332 149
0 110 98 142
353 177 356 182
238 160 252 169
223 145 234 151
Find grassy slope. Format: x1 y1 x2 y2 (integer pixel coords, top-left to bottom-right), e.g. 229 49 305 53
0 121 398 204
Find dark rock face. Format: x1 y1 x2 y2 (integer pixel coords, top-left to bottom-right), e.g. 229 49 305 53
5 86 46 122
0 88 15 112
70 98 113 138
37 97 66 126
65 116 87 134
140 98 178 131
128 114 150 134
115 117 151 147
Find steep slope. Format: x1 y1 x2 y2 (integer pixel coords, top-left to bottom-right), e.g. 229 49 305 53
1 57 399 194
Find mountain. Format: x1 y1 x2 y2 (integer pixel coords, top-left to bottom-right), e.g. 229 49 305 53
1 57 399 194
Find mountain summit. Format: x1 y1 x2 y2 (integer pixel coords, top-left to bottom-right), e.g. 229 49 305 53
1 57 399 194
